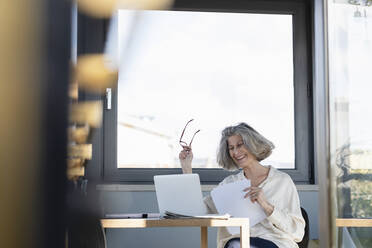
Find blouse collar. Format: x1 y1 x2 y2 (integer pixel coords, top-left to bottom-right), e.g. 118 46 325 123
237 165 275 187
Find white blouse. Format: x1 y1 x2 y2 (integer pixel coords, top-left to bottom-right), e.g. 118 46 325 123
203 166 305 248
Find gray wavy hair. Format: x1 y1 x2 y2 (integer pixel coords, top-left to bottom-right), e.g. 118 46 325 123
216 123 275 171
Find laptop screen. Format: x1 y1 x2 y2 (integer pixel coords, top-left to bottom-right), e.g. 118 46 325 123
154 174 207 216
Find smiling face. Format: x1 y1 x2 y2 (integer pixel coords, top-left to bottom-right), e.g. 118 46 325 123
227 134 257 168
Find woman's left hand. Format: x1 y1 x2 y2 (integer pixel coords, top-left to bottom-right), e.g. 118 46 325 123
243 186 274 216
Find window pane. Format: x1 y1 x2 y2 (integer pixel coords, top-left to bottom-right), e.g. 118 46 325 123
117 10 294 169
328 2 372 247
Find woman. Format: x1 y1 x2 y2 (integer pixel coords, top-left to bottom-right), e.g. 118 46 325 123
179 123 305 248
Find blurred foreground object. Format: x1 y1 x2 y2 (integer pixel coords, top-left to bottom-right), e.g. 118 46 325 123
70 101 103 128
68 124 90 144
0 1 42 247
77 0 173 18
0 0 70 247
67 101 102 179
75 54 118 93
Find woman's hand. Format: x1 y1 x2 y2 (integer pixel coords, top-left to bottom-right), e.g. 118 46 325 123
179 146 193 174
244 186 274 216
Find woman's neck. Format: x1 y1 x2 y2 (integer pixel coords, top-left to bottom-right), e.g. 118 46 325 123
242 161 269 180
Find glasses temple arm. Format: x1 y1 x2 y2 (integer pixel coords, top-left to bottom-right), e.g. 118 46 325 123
189 129 200 147
179 119 194 143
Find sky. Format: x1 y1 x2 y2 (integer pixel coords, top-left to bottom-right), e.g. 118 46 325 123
114 10 295 168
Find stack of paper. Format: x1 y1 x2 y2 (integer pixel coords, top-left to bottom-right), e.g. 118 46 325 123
163 210 230 220
211 178 267 235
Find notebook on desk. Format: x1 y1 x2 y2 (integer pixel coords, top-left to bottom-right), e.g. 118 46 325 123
154 174 208 217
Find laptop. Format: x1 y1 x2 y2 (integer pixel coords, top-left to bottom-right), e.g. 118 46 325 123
154 174 208 216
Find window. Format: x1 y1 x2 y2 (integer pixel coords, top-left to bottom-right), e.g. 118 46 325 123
102 0 313 183
328 2 372 246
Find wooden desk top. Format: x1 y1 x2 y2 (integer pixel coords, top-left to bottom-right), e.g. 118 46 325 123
101 218 250 228
335 218 372 227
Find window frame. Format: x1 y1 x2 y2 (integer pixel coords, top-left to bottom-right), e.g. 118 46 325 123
100 0 314 184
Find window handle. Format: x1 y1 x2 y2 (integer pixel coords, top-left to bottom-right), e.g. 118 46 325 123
106 88 112 110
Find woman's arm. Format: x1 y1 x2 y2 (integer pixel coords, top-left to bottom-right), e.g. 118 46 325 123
244 175 305 241
266 179 305 242
179 146 193 174
244 186 274 216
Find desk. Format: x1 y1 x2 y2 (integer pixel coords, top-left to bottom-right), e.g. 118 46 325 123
335 218 372 227
101 218 250 248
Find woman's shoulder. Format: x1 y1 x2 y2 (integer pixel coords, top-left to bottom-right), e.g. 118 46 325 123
219 170 245 185
268 166 294 185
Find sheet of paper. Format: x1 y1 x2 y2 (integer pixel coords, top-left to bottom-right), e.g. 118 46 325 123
211 178 267 235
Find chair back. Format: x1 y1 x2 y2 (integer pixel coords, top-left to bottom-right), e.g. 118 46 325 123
297 207 309 248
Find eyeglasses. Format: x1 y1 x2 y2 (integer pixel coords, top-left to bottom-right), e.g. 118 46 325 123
179 119 200 148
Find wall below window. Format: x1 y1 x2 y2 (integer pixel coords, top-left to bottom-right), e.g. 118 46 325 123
99 189 318 248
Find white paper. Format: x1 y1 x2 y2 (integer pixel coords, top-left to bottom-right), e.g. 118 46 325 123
211 179 267 235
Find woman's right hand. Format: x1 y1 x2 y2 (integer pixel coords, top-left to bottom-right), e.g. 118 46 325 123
179 146 193 174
